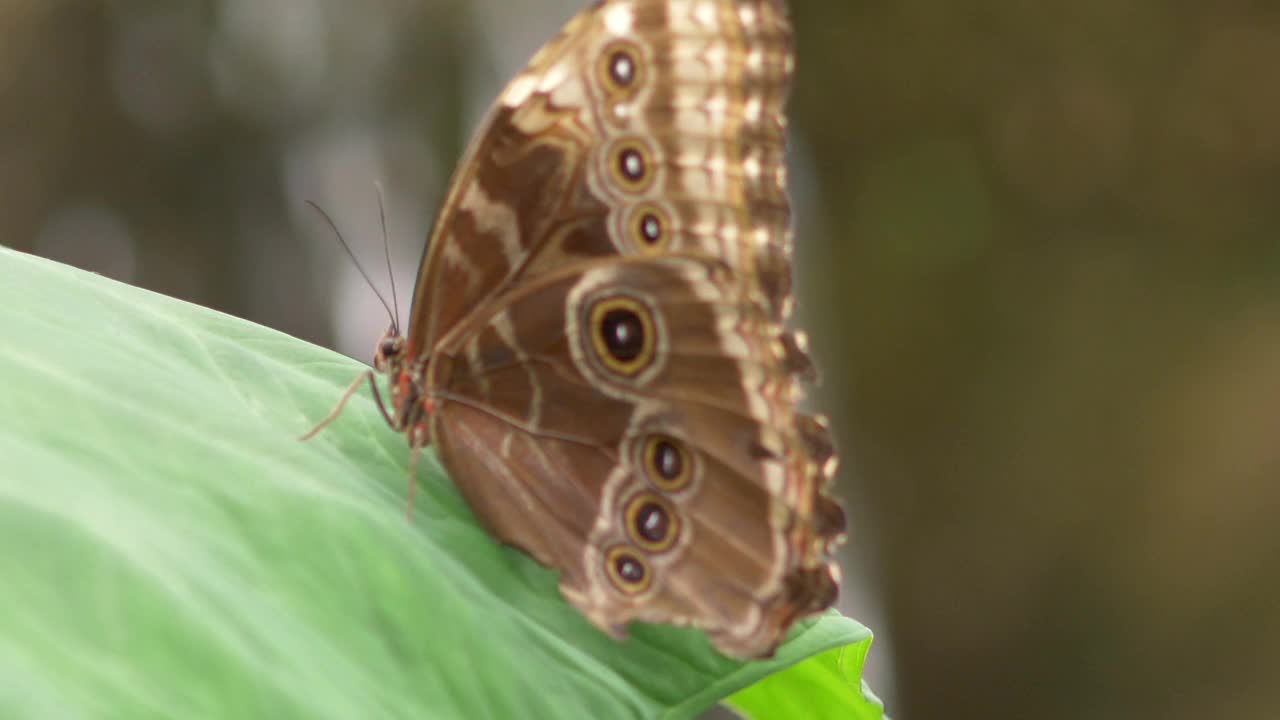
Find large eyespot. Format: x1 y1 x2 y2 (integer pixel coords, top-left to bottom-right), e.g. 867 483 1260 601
605 546 652 594
608 139 656 192
589 296 657 376
623 492 680 553
627 203 671 251
596 40 644 95
643 435 694 492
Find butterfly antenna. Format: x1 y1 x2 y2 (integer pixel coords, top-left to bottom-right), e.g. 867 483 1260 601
374 181 400 334
305 200 397 329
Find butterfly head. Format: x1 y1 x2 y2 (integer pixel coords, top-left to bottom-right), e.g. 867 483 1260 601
372 327 435 444
373 329 406 375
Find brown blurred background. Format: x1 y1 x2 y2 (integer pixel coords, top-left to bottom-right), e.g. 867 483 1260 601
4 1 1279 718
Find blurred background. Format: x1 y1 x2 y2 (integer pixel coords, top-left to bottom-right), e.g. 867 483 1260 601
4 1 1279 718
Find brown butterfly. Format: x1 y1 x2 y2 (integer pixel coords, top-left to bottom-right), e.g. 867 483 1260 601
306 0 845 659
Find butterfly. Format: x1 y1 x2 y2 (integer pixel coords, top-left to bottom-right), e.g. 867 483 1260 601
306 0 845 659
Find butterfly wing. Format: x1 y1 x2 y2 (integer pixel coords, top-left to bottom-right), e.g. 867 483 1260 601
426 255 842 658
407 0 842 658
407 0 798 358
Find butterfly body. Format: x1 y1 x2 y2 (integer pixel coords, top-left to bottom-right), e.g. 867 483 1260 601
328 0 845 659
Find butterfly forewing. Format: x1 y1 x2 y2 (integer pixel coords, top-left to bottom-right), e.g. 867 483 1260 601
408 0 798 356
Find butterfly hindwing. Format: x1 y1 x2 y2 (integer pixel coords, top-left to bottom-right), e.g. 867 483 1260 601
427 255 842 657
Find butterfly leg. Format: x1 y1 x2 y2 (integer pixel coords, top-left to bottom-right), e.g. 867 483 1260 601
364 371 398 427
299 369 392 440
402 421 433 520
405 445 420 521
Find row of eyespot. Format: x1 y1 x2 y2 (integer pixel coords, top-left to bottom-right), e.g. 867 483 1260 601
606 434 697 594
597 42 676 256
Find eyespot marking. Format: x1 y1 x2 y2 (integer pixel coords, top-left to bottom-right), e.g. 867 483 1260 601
607 138 656 192
588 295 657 376
624 492 680 552
596 40 644 98
606 546 652 594
619 148 645 182
643 435 694 492
626 203 671 251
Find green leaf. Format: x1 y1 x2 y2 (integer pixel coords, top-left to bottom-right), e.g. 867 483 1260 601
726 637 884 720
0 246 883 719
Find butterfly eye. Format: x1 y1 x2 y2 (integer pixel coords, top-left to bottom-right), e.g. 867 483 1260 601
379 337 400 359
606 546 652 594
597 40 644 95
608 139 655 192
624 492 680 552
589 296 657 376
627 204 670 251
643 435 693 492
